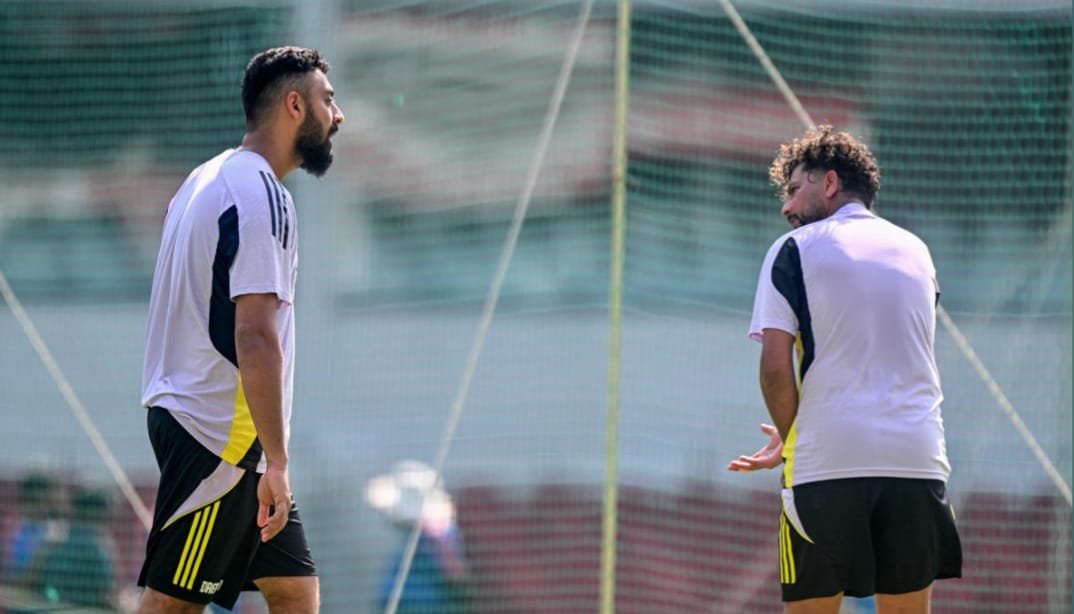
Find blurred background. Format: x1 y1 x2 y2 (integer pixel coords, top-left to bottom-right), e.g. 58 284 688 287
0 0 1069 612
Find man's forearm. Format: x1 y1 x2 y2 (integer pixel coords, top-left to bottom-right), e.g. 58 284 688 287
759 329 799 443
236 327 288 468
760 367 798 442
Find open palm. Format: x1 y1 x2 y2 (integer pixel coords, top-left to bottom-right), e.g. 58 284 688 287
727 423 783 472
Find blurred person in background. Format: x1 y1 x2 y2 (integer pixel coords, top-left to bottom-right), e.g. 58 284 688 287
33 486 116 609
365 461 471 614
2 472 65 586
137 45 344 613
729 125 961 614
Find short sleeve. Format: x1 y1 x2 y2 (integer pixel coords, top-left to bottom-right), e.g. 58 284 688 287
748 236 799 342
228 169 295 303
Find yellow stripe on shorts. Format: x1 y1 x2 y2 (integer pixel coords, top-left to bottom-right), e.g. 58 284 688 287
173 501 221 590
185 501 221 589
778 513 786 583
779 512 797 584
173 509 202 586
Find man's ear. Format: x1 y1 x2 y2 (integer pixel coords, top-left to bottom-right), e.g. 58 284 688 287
824 169 841 198
286 91 303 119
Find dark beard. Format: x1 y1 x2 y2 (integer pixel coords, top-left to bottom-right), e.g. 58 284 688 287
295 113 334 178
788 213 822 228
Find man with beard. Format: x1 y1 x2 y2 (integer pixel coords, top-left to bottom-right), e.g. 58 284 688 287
137 46 343 613
729 126 961 613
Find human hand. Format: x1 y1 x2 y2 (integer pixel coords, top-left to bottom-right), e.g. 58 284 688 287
727 423 783 472
257 465 292 542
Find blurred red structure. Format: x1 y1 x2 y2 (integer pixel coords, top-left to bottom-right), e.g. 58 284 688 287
0 476 1068 612
453 482 1072 613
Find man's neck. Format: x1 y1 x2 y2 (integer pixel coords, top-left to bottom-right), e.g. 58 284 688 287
240 131 295 181
828 197 866 217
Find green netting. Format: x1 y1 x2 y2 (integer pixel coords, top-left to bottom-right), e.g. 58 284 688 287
0 1 1069 613
0 3 288 167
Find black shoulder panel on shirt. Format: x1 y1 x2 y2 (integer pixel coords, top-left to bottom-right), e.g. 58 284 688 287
771 237 815 380
209 205 239 367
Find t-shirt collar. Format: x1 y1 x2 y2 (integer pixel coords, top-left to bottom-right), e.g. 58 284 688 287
833 201 872 219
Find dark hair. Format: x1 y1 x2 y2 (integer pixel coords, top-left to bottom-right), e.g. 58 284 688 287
769 125 881 208
242 46 330 127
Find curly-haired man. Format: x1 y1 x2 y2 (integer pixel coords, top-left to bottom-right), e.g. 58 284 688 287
138 46 344 613
730 126 962 614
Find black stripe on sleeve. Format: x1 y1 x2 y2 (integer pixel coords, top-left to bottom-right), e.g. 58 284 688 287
282 203 290 250
258 171 278 239
269 175 284 243
275 177 290 250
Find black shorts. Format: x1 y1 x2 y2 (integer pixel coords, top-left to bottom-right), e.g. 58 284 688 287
138 407 316 609
779 477 962 602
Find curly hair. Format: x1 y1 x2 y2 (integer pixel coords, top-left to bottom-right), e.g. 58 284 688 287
769 125 881 208
242 46 330 128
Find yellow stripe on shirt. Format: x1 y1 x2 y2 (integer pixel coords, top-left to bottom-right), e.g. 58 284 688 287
783 423 798 488
782 334 805 488
221 373 257 465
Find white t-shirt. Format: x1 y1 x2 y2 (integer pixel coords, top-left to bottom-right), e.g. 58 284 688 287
142 149 298 473
749 203 950 487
